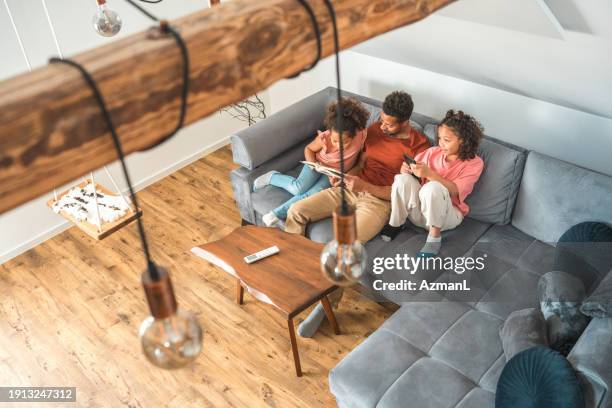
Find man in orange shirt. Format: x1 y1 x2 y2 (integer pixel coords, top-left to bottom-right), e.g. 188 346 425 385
284 91 430 337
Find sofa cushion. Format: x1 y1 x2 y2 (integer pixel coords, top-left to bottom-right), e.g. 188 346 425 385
377 358 476 408
306 218 333 243
250 165 302 217
421 125 527 225
429 309 504 382
329 328 426 408
567 317 612 408
424 123 438 145
581 268 612 318
538 271 589 353
456 388 496 408
467 137 527 225
496 347 584 408
360 218 491 304
511 151 612 244
499 308 548 360
553 222 612 293
329 302 502 408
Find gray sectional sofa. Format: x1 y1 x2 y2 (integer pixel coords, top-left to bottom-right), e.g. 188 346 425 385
229 87 612 407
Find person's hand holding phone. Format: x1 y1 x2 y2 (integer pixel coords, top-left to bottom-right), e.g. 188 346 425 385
410 162 433 179
400 162 413 174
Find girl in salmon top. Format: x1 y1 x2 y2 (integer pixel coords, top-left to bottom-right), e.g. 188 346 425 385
381 110 485 257
253 98 370 226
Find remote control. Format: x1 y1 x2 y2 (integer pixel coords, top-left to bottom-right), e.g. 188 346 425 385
244 246 280 264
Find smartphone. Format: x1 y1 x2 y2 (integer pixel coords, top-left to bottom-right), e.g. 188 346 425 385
402 153 421 182
403 153 416 165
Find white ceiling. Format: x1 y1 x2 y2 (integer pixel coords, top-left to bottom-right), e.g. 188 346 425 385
352 0 612 119
437 0 564 40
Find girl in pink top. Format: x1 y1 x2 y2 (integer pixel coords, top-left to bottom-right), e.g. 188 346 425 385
253 98 370 226
381 110 484 257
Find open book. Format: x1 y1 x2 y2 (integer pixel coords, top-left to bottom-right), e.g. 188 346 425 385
300 161 343 178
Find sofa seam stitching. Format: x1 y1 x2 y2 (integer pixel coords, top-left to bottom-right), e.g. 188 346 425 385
426 308 472 353
378 327 429 357
452 387 479 408
475 352 504 387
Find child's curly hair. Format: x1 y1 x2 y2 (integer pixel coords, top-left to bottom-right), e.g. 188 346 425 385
324 97 370 137
439 110 484 160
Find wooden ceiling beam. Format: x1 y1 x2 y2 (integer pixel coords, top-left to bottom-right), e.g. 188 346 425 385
0 0 455 214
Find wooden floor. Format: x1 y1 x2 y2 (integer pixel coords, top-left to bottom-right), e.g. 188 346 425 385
0 146 396 408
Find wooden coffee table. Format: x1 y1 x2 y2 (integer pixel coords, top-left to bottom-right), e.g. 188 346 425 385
192 225 340 377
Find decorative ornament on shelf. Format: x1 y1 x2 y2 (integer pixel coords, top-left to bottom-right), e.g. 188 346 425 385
140 264 203 369
321 206 367 286
93 0 122 37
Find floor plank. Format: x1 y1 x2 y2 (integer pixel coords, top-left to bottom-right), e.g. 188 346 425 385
0 146 395 407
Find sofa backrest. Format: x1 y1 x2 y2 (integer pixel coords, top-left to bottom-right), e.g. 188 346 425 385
422 124 528 225
231 88 331 170
332 88 529 225
230 87 422 170
511 151 612 244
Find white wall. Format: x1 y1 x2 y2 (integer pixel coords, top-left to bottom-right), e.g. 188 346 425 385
352 0 612 119
269 51 612 178
0 1 263 263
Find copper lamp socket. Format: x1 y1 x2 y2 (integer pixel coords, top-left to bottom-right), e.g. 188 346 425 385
142 266 178 319
333 205 357 245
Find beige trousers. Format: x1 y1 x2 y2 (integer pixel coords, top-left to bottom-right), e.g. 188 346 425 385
284 187 391 307
389 174 463 231
284 187 391 243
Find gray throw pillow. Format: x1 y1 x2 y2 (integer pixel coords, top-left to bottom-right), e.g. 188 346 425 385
538 271 590 353
423 123 438 146
581 268 612 318
499 308 548 361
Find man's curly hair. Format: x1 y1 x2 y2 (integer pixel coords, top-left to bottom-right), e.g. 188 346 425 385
440 110 483 161
382 91 414 123
324 97 370 137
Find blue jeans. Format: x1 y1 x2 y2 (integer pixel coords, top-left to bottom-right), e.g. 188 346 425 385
269 165 331 219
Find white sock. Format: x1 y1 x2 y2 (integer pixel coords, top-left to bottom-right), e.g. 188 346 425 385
297 304 326 338
262 211 280 227
253 171 278 191
418 235 442 257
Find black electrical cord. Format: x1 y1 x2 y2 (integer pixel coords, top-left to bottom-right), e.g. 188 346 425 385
287 0 322 78
321 0 348 214
49 56 159 280
48 3 191 281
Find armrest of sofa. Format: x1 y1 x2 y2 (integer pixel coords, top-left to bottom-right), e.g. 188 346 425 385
230 139 310 223
568 318 612 407
230 87 334 170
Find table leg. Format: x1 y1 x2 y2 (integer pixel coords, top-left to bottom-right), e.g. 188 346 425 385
320 296 340 335
287 317 302 377
236 279 244 305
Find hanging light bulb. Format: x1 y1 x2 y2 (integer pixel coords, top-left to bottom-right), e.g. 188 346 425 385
321 206 367 286
139 264 203 369
93 0 122 37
